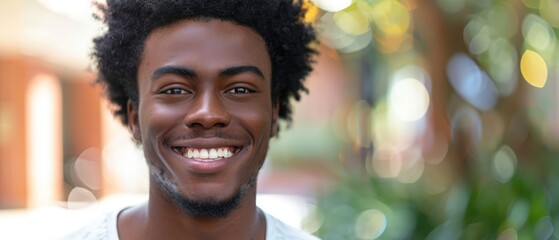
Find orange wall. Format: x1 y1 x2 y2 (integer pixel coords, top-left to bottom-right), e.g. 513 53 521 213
0 56 30 208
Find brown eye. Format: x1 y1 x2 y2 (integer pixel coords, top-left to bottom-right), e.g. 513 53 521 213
227 87 254 94
162 88 188 95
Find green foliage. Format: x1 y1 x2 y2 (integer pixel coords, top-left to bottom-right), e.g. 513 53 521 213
312 144 559 239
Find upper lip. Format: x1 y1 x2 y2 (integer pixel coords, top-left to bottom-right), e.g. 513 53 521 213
168 138 243 149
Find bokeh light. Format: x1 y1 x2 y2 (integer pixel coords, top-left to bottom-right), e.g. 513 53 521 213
370 0 410 36
464 16 490 55
535 216 554 239
447 53 498 111
311 0 352 12
388 77 430 122
508 199 529 229
522 14 556 51
67 187 96 209
520 50 548 88
334 8 370 35
491 145 517 183
73 148 102 190
319 12 373 53
301 204 323 234
487 38 518 96
370 0 412 53
354 209 387 240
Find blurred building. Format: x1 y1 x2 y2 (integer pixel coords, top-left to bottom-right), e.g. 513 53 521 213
0 0 103 208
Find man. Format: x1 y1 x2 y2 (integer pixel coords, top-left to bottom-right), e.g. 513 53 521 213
67 0 318 239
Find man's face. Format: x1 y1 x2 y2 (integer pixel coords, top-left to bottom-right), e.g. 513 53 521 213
129 19 276 216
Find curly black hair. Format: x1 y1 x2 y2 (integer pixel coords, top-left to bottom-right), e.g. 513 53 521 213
92 0 317 126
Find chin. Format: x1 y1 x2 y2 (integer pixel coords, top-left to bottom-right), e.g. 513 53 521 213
151 165 258 218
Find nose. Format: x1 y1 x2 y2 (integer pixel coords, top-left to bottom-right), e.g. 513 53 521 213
184 91 231 129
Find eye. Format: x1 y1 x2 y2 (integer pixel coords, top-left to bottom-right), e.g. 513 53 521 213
227 87 254 94
161 88 188 95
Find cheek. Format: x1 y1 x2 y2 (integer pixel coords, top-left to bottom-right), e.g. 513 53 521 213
141 104 182 128
242 111 273 136
139 106 180 171
138 104 184 153
243 111 274 159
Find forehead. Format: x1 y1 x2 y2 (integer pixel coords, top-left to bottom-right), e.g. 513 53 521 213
139 19 271 79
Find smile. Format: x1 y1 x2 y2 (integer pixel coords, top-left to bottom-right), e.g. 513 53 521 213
173 147 237 161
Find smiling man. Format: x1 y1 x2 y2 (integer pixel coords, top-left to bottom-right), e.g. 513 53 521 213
67 0 318 239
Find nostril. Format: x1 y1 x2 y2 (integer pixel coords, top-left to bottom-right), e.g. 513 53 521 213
186 121 227 129
184 109 231 129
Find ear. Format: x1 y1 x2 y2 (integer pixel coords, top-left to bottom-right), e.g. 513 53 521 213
270 102 279 138
127 100 142 143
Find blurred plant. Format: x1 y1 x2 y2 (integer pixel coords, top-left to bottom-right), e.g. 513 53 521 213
311 141 559 239
307 0 559 239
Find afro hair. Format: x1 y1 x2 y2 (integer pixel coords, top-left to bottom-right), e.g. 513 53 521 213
92 0 317 126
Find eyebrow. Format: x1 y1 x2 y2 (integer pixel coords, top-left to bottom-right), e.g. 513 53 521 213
151 65 265 81
219 66 264 79
151 66 196 80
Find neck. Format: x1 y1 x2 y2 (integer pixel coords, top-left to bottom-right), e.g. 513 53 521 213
118 183 266 240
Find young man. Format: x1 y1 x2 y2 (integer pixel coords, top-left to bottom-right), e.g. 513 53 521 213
67 0 318 239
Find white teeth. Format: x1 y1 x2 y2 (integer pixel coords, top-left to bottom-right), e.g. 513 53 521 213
182 147 233 159
209 149 218 158
200 149 209 158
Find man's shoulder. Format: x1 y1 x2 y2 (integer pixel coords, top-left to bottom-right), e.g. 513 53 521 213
63 209 120 240
264 212 321 240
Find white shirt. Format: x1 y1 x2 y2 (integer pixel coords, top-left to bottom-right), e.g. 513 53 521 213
64 208 320 240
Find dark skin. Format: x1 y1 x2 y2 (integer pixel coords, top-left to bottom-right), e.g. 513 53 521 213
120 19 278 239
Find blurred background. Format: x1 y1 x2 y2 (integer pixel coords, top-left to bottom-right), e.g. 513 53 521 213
0 0 558 239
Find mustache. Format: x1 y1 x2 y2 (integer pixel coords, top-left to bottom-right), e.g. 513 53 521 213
168 130 240 141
